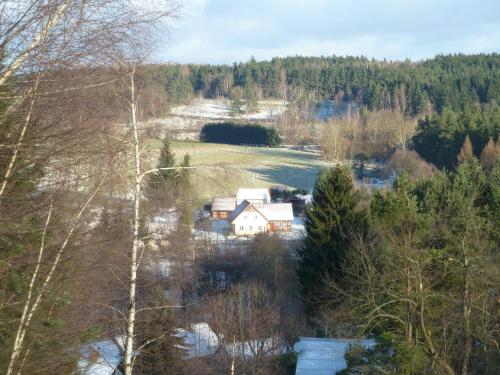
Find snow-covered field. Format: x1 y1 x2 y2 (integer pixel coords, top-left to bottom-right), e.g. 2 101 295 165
170 99 287 121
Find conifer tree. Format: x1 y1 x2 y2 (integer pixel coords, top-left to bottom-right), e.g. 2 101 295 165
297 166 366 311
178 153 194 236
150 137 178 187
480 137 499 171
457 134 474 165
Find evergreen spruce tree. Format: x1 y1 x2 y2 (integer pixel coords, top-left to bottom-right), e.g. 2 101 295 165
178 153 194 236
150 137 178 188
297 166 366 311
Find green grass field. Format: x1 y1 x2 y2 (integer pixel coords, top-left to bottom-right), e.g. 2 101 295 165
149 140 335 200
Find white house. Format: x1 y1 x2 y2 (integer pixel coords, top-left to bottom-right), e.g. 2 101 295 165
236 188 271 205
229 200 269 236
228 200 294 235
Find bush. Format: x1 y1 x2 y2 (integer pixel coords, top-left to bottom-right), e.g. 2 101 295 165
200 122 280 146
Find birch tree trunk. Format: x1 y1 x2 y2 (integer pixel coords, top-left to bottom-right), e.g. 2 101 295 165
6 173 106 375
121 65 195 375
124 66 140 375
6 201 53 375
0 71 42 208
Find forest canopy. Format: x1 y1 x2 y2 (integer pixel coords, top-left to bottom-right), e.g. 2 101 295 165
144 54 500 115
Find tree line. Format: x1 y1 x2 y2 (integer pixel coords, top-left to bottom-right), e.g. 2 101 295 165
144 54 500 115
200 122 281 146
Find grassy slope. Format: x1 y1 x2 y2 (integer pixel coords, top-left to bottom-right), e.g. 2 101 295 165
149 140 333 201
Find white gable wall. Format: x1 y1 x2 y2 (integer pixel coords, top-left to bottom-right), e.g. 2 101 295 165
232 209 268 235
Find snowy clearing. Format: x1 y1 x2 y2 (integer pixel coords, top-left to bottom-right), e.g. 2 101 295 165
170 99 287 121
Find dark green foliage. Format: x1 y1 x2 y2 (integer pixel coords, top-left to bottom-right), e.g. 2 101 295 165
484 164 500 235
200 122 281 146
270 188 309 202
143 54 500 115
412 105 500 169
335 161 499 374
134 287 183 373
0 78 49 372
279 352 298 375
297 166 366 310
177 153 194 237
149 137 178 187
340 343 397 375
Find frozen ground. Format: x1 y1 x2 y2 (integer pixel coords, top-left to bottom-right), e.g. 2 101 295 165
193 217 305 250
170 99 287 121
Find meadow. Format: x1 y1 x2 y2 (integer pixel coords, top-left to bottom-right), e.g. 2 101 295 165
149 140 335 200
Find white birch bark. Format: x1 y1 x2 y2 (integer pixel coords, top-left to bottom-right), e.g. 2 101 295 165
0 70 42 207
0 1 69 87
6 200 53 375
123 66 140 375
121 65 194 375
6 174 106 375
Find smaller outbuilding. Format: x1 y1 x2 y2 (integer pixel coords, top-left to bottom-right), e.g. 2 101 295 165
211 197 237 218
287 194 307 216
236 188 271 205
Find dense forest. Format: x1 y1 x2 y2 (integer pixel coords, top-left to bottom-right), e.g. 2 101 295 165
298 162 500 374
413 105 500 169
145 54 500 115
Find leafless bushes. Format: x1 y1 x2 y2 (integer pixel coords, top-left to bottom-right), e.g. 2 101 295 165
386 149 436 181
320 109 417 161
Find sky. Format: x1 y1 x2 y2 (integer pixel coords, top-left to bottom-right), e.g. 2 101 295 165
155 0 500 65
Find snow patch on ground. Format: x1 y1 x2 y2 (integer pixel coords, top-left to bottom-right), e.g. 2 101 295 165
175 323 283 360
170 99 287 121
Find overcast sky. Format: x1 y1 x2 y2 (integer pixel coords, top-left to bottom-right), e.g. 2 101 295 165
155 0 500 64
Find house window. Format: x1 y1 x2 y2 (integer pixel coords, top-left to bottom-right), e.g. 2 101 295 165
248 226 253 230
244 215 247 220
239 226 244 230
254 215 258 219
258 226 262 231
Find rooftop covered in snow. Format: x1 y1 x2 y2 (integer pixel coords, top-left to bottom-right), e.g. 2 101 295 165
78 336 125 375
236 188 271 205
212 197 237 211
294 337 377 375
257 203 294 221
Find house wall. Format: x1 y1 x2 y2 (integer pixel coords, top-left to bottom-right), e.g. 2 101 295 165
232 209 268 235
212 211 229 219
268 220 292 232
